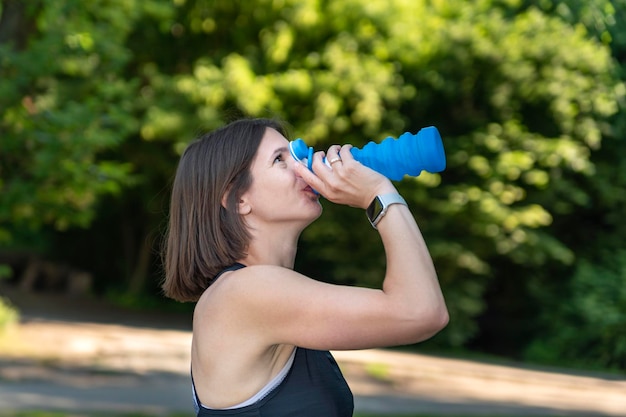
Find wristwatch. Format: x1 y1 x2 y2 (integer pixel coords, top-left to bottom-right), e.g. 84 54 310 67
366 193 407 229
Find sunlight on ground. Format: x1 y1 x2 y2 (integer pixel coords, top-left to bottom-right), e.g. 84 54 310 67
1 319 625 417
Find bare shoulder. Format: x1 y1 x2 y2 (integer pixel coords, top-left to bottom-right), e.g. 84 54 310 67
194 265 307 317
193 265 315 352
194 264 338 326
210 264 316 295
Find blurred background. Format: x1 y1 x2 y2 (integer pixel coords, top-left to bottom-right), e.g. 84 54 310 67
0 0 625 415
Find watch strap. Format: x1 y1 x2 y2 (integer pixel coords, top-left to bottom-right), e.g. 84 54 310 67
366 193 407 229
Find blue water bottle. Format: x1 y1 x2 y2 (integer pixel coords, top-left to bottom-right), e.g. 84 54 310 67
288 126 446 181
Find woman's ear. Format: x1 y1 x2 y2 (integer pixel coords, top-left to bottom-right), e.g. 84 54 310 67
221 191 251 215
220 190 230 210
237 197 251 215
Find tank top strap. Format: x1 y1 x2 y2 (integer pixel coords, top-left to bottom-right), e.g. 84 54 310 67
212 263 246 282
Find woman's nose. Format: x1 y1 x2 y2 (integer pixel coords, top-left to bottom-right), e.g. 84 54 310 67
291 158 304 178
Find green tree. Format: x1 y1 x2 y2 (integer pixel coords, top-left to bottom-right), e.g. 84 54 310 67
526 250 626 369
0 0 179 295
406 1 623 349
513 0 626 368
0 0 144 241
1 0 623 364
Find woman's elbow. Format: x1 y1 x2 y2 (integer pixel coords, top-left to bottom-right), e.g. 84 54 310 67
425 302 449 332
433 305 450 332
409 303 449 343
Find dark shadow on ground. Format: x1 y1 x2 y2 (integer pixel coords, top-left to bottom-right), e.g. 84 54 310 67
1 285 192 331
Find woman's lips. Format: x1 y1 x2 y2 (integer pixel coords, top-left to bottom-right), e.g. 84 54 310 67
303 185 318 196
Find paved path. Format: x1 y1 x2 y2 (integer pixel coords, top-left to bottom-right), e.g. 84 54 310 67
1 289 625 416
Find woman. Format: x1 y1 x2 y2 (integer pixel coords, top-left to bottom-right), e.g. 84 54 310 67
162 118 448 416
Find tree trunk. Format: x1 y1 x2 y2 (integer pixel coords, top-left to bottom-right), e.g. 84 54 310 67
0 0 39 49
127 233 154 295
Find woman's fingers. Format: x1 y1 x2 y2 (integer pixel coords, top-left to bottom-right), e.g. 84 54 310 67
325 145 343 168
295 143 393 208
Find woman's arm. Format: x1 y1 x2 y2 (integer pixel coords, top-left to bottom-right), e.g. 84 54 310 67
205 145 448 351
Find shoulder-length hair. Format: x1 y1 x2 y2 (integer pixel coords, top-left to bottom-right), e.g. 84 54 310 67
162 118 288 302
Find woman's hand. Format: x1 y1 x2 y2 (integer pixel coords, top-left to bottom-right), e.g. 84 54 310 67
293 144 397 209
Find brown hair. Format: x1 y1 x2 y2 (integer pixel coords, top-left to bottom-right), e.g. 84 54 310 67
162 118 288 302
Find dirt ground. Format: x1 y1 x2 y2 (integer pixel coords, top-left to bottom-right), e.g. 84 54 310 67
1 288 625 416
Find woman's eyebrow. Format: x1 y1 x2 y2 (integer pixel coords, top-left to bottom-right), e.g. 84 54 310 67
271 146 289 157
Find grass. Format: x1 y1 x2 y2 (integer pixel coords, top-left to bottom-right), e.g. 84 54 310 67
0 297 19 334
365 361 392 381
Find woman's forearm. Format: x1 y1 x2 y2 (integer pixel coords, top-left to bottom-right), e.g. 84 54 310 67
377 204 449 336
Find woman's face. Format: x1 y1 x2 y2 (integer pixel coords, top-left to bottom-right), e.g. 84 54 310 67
240 128 322 228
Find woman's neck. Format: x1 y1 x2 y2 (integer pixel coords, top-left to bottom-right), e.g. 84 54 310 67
239 227 301 269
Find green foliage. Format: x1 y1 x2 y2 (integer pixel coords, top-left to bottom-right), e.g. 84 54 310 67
0 264 11 279
526 250 626 369
0 296 18 333
509 0 626 368
1 0 624 365
519 0 625 46
0 0 145 240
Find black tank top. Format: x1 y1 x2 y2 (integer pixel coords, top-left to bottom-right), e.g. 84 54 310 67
192 263 354 416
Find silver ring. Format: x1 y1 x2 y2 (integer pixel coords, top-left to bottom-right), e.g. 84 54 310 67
328 157 342 165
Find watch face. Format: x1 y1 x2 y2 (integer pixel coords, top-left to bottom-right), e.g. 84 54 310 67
367 196 384 223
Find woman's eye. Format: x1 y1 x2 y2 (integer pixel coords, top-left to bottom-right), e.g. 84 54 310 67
274 154 284 163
